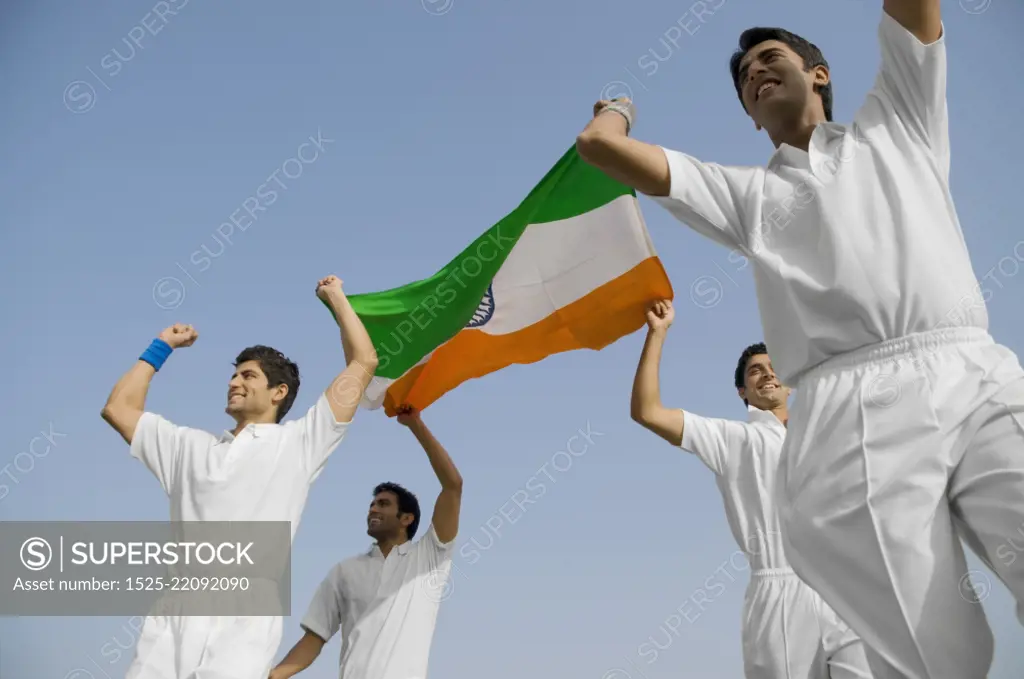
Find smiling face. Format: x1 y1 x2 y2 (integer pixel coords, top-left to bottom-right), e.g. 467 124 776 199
737 353 789 410
736 40 829 132
367 491 413 541
225 359 288 423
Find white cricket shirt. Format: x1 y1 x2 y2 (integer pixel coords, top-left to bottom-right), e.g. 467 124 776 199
127 393 350 673
653 13 985 385
301 524 454 679
131 392 350 527
681 405 789 572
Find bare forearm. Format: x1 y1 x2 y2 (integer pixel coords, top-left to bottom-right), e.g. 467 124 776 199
410 421 462 490
581 108 631 139
883 0 941 43
576 113 670 197
103 361 155 413
101 361 156 444
271 634 324 678
325 291 377 367
630 329 684 446
271 658 311 679
631 329 666 417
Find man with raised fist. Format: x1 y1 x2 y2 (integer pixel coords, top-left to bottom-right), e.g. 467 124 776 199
101 275 378 679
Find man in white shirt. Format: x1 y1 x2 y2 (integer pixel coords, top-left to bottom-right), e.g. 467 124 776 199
269 406 462 679
101 275 378 678
631 300 872 679
577 2 1024 677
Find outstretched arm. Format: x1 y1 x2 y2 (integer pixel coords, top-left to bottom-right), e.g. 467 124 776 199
630 301 684 446
269 630 326 679
316 276 379 423
864 0 948 171
271 567 345 678
101 324 198 444
397 408 462 544
630 301 749 476
576 98 671 197
883 0 941 44
578 99 757 252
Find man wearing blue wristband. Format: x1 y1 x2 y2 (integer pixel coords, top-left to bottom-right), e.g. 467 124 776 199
101 275 379 679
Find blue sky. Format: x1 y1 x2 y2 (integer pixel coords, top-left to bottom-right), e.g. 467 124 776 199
2 0 1023 677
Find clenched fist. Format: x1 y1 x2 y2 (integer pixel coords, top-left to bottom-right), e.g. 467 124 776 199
315 275 344 302
645 300 674 333
593 96 630 118
395 404 422 427
158 324 198 349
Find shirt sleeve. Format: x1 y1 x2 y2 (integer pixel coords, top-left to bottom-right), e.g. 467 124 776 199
679 410 752 476
129 413 210 496
286 392 351 480
868 11 949 169
420 523 456 569
649 148 761 251
300 564 345 643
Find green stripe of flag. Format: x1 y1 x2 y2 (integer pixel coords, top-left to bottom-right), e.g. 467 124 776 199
334 145 636 380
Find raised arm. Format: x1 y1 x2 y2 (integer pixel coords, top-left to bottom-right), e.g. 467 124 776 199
630 301 685 446
316 275 379 423
862 0 947 170
576 98 671 197
101 324 198 444
883 0 941 44
630 301 748 476
397 407 462 544
578 98 759 251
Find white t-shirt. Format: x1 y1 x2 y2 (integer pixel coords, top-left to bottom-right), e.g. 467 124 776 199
127 393 350 672
131 392 350 530
681 405 789 572
653 13 984 385
301 524 454 679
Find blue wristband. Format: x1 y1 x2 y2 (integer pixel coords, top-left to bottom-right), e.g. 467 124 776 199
140 339 173 371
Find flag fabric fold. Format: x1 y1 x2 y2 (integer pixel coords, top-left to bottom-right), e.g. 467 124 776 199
340 145 674 415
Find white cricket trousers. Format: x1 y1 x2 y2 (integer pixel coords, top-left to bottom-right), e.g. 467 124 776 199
743 568 872 679
125 615 282 678
778 327 1024 679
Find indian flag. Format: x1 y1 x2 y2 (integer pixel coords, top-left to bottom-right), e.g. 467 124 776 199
344 145 674 415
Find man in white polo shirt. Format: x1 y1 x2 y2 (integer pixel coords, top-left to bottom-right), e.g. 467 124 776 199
269 405 462 679
577 1 1024 677
631 300 872 678
101 275 378 678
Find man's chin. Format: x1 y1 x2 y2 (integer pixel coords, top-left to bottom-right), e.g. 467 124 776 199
754 100 799 129
751 391 784 409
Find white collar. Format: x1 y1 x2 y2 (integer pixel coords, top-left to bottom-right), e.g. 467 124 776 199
747 404 786 429
218 422 278 442
368 541 412 558
767 121 847 170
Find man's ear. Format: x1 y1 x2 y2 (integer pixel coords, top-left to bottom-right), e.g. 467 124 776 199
813 65 830 88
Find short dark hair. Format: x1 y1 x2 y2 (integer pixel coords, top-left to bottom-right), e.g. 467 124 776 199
374 482 421 539
233 345 300 422
734 342 768 399
729 27 833 123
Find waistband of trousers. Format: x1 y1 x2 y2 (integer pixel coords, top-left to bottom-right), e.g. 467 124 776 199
796 327 991 386
751 568 797 579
